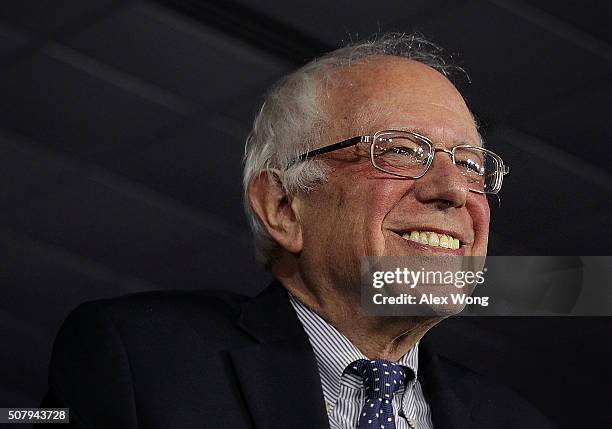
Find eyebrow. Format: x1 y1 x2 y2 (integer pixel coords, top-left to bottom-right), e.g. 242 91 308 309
392 126 484 148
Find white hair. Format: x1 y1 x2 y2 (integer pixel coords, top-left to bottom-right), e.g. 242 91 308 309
243 33 462 267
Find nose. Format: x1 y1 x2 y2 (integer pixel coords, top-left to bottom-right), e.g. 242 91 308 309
413 149 469 209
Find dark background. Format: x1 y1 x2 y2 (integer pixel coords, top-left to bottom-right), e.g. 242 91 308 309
0 0 610 427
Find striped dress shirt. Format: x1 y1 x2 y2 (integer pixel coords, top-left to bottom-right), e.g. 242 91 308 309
289 294 434 429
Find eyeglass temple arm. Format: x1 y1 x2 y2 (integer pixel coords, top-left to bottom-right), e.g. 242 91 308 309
291 135 367 165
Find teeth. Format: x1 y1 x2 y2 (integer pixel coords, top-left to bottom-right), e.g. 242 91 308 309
428 233 439 247
401 230 461 249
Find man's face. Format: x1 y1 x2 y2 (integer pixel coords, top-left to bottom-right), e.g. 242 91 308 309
295 57 490 291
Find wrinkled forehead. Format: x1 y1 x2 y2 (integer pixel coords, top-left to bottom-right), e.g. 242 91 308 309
321 56 480 143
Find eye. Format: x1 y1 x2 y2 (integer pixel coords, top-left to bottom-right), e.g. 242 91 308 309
456 158 485 175
377 142 427 160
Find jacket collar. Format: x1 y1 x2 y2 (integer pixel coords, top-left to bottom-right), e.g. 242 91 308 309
235 280 304 343
230 280 330 429
418 338 474 428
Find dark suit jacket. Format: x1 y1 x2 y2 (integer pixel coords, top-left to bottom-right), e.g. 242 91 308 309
40 281 557 428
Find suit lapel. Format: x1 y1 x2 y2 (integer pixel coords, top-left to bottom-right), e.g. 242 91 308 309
419 339 474 429
230 282 476 429
230 282 330 429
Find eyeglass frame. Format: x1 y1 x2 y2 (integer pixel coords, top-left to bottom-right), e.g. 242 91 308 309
287 129 510 195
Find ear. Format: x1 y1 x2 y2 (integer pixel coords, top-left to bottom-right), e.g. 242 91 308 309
248 169 304 254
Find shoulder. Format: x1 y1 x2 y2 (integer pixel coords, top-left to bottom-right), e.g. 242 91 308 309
51 287 254 364
64 288 247 332
54 288 256 355
437 354 558 428
75 288 248 318
44 289 256 426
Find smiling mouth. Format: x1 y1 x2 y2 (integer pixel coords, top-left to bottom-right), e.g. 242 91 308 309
400 230 461 249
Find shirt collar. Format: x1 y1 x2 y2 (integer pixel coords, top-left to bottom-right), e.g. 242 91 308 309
288 293 420 406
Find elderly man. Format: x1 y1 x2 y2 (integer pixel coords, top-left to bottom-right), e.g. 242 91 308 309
41 34 555 428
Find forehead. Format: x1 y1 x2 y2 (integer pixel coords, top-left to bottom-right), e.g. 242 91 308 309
323 56 479 144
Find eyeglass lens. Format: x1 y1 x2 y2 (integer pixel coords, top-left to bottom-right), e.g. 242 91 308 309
371 132 503 193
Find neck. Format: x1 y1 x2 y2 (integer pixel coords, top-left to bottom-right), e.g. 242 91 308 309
327 311 440 361
280 274 442 361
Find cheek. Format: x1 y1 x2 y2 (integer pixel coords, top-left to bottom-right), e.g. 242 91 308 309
467 194 491 241
314 164 406 255
301 180 358 252
345 178 401 253
365 183 399 224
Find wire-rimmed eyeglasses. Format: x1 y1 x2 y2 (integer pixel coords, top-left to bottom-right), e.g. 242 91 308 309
288 130 509 195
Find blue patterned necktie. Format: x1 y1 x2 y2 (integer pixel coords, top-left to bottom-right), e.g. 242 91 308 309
349 359 411 429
